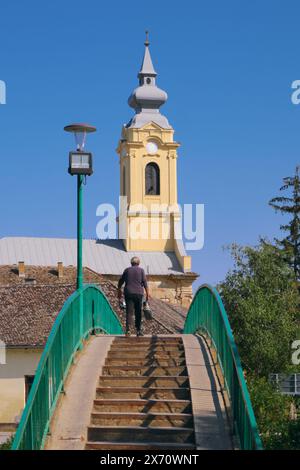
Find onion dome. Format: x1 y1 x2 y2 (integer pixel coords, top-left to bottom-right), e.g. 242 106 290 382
127 32 171 129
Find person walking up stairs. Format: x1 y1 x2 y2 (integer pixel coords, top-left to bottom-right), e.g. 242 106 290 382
118 257 149 337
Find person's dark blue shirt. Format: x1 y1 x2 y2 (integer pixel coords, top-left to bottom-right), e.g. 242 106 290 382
118 265 148 296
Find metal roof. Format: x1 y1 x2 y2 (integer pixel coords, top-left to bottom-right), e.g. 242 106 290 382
0 237 185 276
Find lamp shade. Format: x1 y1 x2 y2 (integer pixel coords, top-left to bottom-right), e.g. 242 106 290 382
64 123 96 151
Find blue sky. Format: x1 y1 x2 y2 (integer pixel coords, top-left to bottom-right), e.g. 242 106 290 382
0 0 299 288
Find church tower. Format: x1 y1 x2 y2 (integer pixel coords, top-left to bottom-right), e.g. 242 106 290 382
117 33 191 272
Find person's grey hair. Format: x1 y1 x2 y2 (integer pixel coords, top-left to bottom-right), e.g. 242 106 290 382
131 256 140 266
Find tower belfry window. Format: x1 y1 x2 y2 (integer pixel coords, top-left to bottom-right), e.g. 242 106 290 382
145 162 160 195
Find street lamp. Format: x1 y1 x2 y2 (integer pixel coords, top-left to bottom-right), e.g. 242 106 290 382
64 123 96 176
64 123 96 346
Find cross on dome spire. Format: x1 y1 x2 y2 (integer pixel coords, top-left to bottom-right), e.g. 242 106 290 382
138 30 157 81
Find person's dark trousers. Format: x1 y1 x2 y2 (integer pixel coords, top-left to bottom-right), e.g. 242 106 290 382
124 292 143 332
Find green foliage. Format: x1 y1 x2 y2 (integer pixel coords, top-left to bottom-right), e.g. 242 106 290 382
218 240 299 377
0 435 14 450
218 168 300 449
219 238 300 449
247 376 300 449
269 166 300 280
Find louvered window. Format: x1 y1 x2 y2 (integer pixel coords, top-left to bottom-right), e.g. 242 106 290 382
145 163 160 195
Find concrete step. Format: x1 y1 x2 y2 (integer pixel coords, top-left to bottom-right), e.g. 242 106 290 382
84 335 195 451
110 346 185 353
114 337 182 343
98 376 189 388
105 357 187 367
107 351 186 359
87 425 195 443
90 412 194 427
85 441 196 450
92 399 192 414
102 366 188 377
96 387 190 400
112 342 183 349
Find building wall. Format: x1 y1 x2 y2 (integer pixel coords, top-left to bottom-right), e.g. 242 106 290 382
126 214 176 251
0 348 42 425
149 278 194 308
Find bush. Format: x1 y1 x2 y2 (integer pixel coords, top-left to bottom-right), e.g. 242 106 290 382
218 240 299 376
0 435 14 450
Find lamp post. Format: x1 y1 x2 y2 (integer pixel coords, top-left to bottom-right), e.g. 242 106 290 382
64 123 96 345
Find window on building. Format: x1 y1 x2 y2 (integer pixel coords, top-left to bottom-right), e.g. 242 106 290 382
145 162 160 195
25 375 35 402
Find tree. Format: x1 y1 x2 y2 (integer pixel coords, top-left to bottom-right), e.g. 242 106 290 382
246 375 300 450
269 166 300 281
0 435 13 450
218 240 299 377
247 375 292 449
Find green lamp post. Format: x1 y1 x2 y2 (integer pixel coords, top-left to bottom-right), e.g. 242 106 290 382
64 123 96 345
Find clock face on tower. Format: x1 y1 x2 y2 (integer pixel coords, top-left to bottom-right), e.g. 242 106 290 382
146 141 158 155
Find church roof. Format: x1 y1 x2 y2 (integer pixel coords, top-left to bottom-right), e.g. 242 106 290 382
138 32 157 77
0 237 188 276
127 33 171 129
0 265 187 347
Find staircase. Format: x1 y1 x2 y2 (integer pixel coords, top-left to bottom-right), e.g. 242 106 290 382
85 336 196 450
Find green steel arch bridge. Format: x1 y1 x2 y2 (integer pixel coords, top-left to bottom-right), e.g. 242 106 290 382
11 284 263 451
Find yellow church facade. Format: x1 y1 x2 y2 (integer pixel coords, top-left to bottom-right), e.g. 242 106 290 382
117 123 191 271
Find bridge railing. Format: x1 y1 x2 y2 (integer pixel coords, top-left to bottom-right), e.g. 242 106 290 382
12 284 124 450
184 284 263 450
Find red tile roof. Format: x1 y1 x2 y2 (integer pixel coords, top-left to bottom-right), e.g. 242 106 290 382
0 266 187 347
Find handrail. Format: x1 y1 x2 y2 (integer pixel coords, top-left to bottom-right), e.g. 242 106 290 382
12 284 124 450
184 284 263 450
